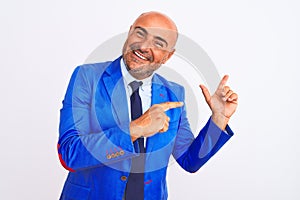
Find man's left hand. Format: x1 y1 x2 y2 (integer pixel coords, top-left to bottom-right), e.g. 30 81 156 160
199 75 238 130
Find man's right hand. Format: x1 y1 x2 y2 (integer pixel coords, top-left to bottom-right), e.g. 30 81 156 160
130 102 183 141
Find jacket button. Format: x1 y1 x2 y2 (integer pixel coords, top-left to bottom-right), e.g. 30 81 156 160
120 176 127 181
111 153 116 158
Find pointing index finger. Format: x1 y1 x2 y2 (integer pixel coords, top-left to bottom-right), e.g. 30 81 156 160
218 75 229 89
160 101 184 111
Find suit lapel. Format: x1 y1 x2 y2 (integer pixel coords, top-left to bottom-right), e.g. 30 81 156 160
102 57 130 125
151 74 168 105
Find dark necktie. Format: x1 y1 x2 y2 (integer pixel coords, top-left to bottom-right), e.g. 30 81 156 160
125 81 145 200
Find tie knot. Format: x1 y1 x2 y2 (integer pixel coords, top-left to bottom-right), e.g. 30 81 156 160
129 81 143 92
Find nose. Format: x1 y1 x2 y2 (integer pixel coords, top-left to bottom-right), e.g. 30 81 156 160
139 38 152 52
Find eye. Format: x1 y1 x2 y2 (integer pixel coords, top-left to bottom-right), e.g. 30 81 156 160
136 30 145 38
153 40 164 48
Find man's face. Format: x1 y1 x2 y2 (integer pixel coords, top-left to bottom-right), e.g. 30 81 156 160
122 15 177 80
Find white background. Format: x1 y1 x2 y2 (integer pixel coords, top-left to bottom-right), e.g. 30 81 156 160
1 0 299 199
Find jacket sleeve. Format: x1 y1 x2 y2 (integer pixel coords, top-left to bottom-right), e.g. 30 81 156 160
172 88 234 173
57 66 135 172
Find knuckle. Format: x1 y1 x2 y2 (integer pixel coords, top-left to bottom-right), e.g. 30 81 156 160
152 104 161 109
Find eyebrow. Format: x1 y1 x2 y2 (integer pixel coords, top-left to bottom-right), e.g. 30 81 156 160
134 26 169 47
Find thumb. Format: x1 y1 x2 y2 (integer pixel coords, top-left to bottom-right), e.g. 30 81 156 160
199 84 211 105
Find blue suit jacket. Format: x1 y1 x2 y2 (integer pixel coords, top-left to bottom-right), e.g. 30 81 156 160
58 57 234 200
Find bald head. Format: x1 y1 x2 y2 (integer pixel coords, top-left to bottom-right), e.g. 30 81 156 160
133 12 178 33
131 12 178 46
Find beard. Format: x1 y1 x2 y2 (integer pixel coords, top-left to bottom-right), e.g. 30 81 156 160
125 60 160 80
122 44 162 79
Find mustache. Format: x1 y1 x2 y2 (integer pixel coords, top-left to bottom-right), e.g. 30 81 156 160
128 44 153 62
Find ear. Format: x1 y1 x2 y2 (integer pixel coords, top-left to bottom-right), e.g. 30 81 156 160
162 48 176 64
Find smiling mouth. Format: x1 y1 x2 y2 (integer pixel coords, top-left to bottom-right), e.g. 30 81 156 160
133 50 149 61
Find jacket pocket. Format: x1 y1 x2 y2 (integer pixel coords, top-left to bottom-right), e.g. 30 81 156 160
60 182 90 200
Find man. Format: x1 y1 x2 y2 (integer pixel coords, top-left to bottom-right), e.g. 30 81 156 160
58 11 238 200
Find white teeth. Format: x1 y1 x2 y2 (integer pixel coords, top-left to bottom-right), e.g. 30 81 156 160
134 51 147 60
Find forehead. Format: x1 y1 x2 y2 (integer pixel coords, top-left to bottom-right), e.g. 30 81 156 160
133 26 176 38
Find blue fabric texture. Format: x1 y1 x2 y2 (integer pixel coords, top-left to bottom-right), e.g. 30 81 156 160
58 56 234 200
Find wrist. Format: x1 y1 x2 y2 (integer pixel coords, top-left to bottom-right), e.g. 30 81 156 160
129 121 143 142
211 113 230 130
